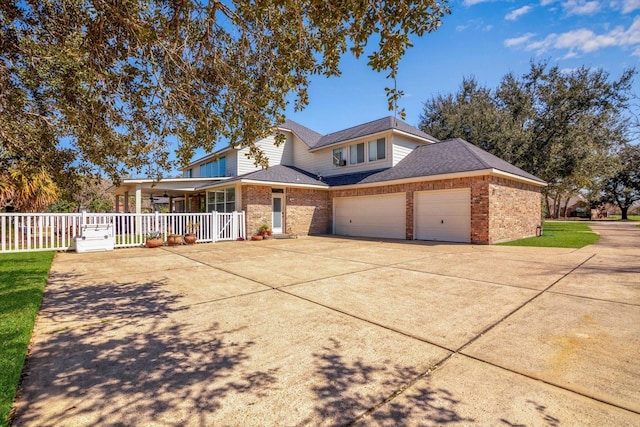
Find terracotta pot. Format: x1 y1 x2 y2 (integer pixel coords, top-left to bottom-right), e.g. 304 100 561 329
145 238 163 248
184 233 197 244
251 235 263 241
167 234 182 246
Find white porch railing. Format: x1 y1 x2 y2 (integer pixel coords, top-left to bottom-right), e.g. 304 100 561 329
0 211 246 253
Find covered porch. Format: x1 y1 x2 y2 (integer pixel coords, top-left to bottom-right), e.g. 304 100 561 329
110 178 228 214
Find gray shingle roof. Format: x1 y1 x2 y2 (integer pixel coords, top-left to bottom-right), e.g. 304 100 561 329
278 120 323 147
311 116 438 150
348 138 545 185
203 164 328 188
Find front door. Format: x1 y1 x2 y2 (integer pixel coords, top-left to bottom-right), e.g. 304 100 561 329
272 194 284 234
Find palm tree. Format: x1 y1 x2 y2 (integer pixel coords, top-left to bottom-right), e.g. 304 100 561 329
4 167 60 212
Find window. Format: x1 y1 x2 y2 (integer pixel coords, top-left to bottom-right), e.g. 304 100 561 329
186 168 192 178
333 148 346 166
207 188 235 212
368 138 386 161
349 143 365 165
199 156 226 177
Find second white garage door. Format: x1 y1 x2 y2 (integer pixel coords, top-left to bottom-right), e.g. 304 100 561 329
414 189 471 243
334 193 406 239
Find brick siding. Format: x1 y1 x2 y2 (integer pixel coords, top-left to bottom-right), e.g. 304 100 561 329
487 177 542 243
241 185 331 236
241 185 272 236
243 176 542 243
285 188 331 235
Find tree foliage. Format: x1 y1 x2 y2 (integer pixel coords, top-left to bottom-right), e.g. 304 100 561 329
0 166 60 212
419 61 635 217
601 144 640 220
1 0 450 189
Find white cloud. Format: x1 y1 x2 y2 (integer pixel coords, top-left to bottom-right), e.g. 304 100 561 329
506 5 534 20
610 0 640 13
505 16 640 56
541 0 557 5
504 33 537 47
563 0 601 15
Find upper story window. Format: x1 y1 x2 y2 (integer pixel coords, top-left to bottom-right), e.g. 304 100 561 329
349 143 365 165
333 148 346 166
368 138 386 161
200 156 226 177
333 138 386 168
186 168 192 178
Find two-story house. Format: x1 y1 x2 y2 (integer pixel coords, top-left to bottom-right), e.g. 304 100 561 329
113 116 546 244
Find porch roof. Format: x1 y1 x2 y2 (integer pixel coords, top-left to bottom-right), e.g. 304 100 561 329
198 165 329 190
109 177 229 196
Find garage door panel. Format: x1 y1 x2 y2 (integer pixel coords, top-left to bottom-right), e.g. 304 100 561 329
415 189 471 243
335 194 405 239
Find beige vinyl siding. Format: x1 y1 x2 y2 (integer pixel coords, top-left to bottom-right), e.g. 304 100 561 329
292 135 325 175
392 135 424 166
237 134 290 175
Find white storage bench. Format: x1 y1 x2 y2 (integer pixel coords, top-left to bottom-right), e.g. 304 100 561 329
75 224 115 253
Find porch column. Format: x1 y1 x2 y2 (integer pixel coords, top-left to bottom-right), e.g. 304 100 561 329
184 193 190 212
169 196 174 213
135 185 143 233
124 191 130 213
115 195 120 213
135 185 142 214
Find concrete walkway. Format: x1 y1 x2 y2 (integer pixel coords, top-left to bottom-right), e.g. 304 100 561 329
11 222 640 426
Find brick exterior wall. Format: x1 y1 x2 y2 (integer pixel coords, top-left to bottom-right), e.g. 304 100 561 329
241 185 272 236
487 177 542 243
330 176 542 244
242 176 542 243
285 188 331 235
241 185 331 236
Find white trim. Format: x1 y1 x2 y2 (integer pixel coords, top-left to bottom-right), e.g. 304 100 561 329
490 169 548 187
331 169 546 191
272 193 284 234
201 179 329 190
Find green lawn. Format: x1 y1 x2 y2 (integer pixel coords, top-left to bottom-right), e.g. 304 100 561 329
498 221 600 248
604 214 640 221
0 251 54 427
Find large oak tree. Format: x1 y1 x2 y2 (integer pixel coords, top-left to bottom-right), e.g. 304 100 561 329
1 0 450 205
419 61 635 218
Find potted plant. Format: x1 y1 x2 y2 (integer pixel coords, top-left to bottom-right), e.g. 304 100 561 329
259 224 270 238
167 233 182 246
145 231 163 248
184 221 199 245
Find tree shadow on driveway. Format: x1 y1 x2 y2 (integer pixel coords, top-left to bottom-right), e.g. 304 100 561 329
12 275 279 426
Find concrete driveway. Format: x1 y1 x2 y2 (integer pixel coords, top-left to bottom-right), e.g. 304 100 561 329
11 222 640 426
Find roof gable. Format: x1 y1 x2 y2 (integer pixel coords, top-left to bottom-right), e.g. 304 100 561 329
311 116 438 150
277 120 323 148
352 138 545 185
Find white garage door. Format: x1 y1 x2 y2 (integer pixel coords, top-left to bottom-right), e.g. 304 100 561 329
334 193 406 239
415 189 471 243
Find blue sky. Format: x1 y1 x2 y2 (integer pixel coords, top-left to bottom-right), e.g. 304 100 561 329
284 0 640 134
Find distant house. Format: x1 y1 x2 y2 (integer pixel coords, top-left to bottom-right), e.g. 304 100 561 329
111 116 546 244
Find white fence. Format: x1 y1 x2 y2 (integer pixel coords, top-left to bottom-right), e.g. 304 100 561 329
0 211 246 253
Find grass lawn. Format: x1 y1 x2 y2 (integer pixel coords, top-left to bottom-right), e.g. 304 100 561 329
604 214 640 221
498 221 600 248
0 251 54 427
